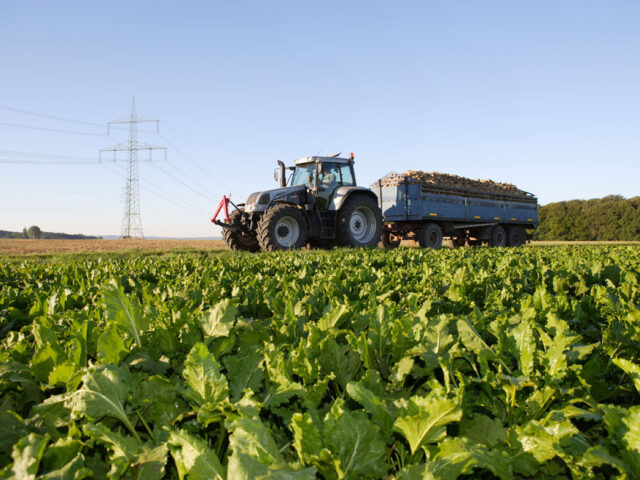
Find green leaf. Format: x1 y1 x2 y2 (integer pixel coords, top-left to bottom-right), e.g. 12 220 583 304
84 423 168 479
227 416 316 480
200 299 237 339
223 349 265 402
103 280 145 349
39 438 89 480
394 389 462 454
10 433 49 480
291 412 323 465
511 318 535 376
67 365 139 440
602 405 640 476
317 304 349 331
96 325 132 365
402 437 512 480
132 443 169 480
346 381 394 436
460 413 506 448
182 343 229 425
168 429 225 480
457 318 509 373
613 358 640 396
324 404 388 479
84 423 138 478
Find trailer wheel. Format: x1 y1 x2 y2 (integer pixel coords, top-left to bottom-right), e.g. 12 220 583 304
257 204 308 251
490 225 507 247
222 210 260 251
418 223 443 249
336 194 383 248
507 225 525 247
380 231 401 249
451 232 466 248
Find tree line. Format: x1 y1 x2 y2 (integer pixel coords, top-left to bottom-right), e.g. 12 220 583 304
0 226 99 240
535 195 640 241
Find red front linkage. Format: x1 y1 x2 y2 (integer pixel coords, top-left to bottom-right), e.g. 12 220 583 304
211 195 232 225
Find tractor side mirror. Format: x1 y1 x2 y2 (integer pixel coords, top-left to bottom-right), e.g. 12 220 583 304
274 168 279 183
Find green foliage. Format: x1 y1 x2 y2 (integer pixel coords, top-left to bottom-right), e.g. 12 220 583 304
536 195 640 240
1 245 640 478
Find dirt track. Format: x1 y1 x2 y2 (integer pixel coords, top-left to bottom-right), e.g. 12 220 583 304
0 239 227 256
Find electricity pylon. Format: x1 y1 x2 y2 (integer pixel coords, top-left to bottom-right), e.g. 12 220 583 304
101 97 166 239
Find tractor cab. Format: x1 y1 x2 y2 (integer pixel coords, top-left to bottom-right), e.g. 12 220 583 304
286 154 357 209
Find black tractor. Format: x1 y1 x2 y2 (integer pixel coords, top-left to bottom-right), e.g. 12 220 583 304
213 154 383 251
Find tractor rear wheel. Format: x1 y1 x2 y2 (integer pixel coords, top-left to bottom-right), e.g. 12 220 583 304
222 210 260 251
257 204 308 251
336 194 383 248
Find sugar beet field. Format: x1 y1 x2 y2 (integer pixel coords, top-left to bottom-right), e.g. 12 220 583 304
1 246 640 479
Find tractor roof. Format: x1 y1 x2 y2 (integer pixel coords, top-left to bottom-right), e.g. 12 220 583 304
293 154 354 166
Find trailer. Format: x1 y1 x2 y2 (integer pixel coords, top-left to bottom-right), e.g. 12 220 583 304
372 173 538 249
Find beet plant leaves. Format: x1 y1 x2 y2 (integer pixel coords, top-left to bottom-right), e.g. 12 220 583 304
1 245 640 479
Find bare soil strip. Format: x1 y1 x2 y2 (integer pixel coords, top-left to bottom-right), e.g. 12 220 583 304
0 239 227 255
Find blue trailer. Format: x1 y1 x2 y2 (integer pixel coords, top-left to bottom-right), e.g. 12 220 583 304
372 173 538 248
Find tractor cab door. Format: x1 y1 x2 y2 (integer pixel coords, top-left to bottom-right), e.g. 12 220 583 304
315 162 355 210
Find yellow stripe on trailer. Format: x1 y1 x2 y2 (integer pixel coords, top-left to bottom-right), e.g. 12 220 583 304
474 215 481 219
494 217 500 220
429 213 438 216
511 217 517 221
527 218 533 221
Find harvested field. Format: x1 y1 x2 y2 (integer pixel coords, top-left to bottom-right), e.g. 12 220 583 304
0 238 227 255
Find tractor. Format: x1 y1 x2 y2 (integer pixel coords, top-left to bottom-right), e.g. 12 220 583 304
212 153 383 251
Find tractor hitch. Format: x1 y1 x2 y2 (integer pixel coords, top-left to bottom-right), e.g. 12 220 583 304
211 195 233 229
211 195 246 234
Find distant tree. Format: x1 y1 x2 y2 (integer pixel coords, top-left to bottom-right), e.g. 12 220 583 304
27 225 42 239
535 196 640 241
22 227 28 239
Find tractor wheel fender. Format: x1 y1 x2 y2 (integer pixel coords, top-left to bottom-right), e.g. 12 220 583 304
327 186 379 211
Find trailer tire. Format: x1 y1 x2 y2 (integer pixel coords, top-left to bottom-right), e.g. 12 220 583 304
507 225 525 247
257 204 308 251
418 223 443 249
222 210 260 252
490 225 507 247
336 194 383 248
380 231 401 249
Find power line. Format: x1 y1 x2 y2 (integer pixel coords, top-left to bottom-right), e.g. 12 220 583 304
0 105 106 127
0 149 99 161
102 163 211 217
0 158 99 165
0 120 107 136
157 132 242 197
151 162 219 203
161 158 222 202
0 105 154 133
0 57 125 97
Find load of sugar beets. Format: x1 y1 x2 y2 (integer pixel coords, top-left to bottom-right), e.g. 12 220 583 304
212 155 538 251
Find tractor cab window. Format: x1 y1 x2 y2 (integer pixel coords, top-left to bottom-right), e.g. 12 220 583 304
318 163 341 191
339 164 355 185
291 164 317 187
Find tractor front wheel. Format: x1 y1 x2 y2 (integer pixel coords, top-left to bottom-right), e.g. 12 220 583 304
222 210 260 251
257 204 308 251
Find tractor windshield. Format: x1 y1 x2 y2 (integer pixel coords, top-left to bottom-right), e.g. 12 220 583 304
291 164 317 187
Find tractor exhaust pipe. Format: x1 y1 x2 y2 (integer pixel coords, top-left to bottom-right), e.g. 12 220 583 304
277 160 286 188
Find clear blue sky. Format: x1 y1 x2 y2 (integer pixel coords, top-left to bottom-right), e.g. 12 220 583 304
1 1 638 237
